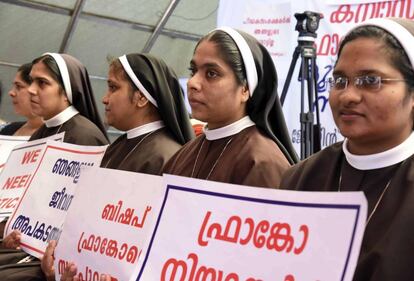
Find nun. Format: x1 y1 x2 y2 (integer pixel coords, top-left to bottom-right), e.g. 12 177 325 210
0 53 109 280
163 27 298 188
100 53 194 173
0 63 43 136
28 53 109 145
39 54 194 280
281 18 414 280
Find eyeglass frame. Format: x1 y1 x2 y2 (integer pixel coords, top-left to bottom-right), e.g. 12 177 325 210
327 75 407 92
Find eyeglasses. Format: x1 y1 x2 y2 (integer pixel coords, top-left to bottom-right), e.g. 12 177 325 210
327 75 407 92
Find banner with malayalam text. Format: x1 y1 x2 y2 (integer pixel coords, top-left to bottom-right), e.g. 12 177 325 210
0 135 30 172
54 168 166 281
138 174 367 281
217 0 414 155
4 140 107 258
0 133 64 221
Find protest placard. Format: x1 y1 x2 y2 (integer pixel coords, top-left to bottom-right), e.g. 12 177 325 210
138 174 367 281
4 140 107 258
0 133 64 221
0 135 30 172
54 168 165 281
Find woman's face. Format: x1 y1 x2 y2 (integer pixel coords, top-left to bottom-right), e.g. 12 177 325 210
187 40 249 129
8 71 35 118
28 61 69 120
329 37 414 154
102 67 139 131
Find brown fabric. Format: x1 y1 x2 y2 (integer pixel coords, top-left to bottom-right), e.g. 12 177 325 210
0 249 28 265
163 126 291 188
100 128 182 175
0 250 44 281
281 143 414 281
30 114 108 146
0 260 44 281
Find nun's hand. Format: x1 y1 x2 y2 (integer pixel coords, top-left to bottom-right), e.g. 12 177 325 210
41 240 57 281
60 263 112 281
60 262 78 281
2 230 21 249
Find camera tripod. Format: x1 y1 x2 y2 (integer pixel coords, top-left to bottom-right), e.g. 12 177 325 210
280 11 323 159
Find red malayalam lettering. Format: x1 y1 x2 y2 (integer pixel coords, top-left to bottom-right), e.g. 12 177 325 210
254 28 279 36
58 259 118 281
317 33 340 56
77 231 141 264
258 38 274 48
243 16 290 25
101 201 152 229
330 1 414 24
58 259 69 275
161 252 294 281
197 211 309 255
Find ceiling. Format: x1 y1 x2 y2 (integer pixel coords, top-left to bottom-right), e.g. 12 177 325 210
0 0 219 124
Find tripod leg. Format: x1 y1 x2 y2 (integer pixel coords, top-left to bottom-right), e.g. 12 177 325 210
300 56 308 159
280 46 301 105
311 56 321 152
306 57 315 155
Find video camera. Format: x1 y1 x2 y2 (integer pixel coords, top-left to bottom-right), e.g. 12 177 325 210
294 11 323 35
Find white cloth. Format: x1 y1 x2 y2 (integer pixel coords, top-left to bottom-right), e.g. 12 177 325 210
44 106 79 128
204 116 255 140
343 132 414 170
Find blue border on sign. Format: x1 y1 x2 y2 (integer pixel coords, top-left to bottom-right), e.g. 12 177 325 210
137 184 361 280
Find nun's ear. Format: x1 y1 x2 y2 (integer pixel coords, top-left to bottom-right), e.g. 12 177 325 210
241 83 250 102
134 90 149 108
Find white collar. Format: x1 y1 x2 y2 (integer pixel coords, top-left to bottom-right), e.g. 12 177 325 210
204 116 255 140
44 106 79 128
126 121 164 139
343 132 414 170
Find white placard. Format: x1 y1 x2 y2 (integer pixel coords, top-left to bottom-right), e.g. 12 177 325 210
0 135 30 172
54 168 166 281
138 174 367 281
0 133 64 221
4 140 107 258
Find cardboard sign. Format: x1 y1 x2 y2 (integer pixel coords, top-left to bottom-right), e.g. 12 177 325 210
0 135 30 171
4 140 107 258
0 133 64 221
54 168 166 281
138 175 367 281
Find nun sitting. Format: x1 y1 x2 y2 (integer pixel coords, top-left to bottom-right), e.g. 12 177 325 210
28 53 109 145
100 53 194 174
163 27 298 188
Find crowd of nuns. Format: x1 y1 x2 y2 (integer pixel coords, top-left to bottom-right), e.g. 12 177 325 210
0 16 414 281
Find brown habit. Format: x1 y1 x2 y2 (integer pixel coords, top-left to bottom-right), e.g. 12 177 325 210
281 142 414 281
163 126 291 188
29 114 108 146
100 128 182 174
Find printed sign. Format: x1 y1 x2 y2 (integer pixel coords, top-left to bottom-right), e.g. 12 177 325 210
54 168 166 281
0 133 64 221
138 175 367 281
4 140 107 258
0 135 30 172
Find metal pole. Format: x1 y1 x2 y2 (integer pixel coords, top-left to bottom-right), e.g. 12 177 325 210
142 0 181 53
59 0 86 53
0 0 200 42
